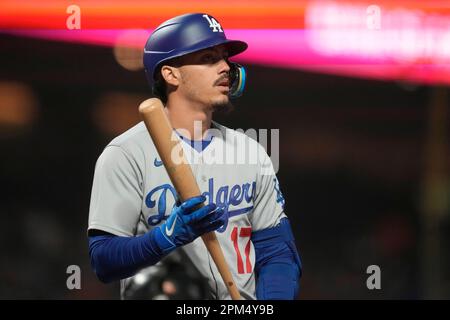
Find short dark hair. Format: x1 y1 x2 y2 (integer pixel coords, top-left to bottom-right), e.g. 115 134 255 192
152 68 168 104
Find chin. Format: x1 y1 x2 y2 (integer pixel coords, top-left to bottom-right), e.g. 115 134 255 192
211 96 234 114
216 94 229 105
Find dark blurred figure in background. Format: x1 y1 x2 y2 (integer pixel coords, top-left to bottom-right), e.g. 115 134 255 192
122 251 212 300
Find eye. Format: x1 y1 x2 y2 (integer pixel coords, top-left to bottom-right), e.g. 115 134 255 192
201 54 214 63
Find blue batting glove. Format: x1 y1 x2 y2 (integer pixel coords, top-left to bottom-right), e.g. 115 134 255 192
153 195 225 254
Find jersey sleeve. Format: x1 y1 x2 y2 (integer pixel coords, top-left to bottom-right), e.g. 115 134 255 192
88 145 143 237
249 144 286 232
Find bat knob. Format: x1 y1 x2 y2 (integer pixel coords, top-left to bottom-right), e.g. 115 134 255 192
138 98 164 115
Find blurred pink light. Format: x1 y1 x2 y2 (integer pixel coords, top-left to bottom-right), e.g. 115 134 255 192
5 29 144 47
305 1 450 64
6 24 450 85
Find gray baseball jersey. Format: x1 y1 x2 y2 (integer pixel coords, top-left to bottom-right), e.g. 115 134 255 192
88 120 286 300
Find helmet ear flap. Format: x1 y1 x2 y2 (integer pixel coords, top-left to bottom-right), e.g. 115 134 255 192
228 62 246 99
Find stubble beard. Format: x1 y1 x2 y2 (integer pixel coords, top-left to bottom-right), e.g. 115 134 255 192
181 76 235 114
211 97 235 114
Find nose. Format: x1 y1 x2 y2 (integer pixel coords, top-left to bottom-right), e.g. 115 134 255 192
218 58 230 74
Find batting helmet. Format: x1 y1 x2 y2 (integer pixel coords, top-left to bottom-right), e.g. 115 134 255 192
143 13 248 98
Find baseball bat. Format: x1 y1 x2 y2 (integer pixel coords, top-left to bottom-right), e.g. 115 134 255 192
139 98 241 300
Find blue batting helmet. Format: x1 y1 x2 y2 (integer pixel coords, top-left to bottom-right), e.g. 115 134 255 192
143 13 248 98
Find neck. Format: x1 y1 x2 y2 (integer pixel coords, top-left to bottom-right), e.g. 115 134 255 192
165 97 213 140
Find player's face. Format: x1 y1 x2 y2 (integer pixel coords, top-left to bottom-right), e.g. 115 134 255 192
176 45 232 111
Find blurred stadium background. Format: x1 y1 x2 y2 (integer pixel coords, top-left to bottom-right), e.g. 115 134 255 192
0 0 449 299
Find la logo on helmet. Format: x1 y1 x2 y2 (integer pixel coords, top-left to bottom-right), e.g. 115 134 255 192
202 15 223 32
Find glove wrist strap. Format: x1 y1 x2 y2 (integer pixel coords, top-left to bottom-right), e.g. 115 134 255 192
150 226 177 255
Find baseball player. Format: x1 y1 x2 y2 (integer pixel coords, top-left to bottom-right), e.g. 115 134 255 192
88 13 302 300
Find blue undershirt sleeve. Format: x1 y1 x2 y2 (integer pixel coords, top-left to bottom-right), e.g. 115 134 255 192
88 227 175 283
251 218 302 300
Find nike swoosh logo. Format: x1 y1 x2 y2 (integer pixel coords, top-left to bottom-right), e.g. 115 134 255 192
165 218 176 237
154 158 163 167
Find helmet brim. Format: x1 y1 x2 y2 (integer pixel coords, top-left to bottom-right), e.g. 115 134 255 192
221 39 248 57
152 38 247 70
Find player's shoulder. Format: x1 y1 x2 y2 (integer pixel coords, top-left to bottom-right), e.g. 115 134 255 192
99 121 153 162
106 121 150 150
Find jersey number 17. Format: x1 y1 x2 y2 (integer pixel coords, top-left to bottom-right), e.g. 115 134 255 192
230 226 253 274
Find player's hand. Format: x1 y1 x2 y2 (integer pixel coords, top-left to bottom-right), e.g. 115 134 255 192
160 195 225 247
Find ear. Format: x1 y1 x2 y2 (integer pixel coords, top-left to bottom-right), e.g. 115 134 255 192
160 65 180 87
